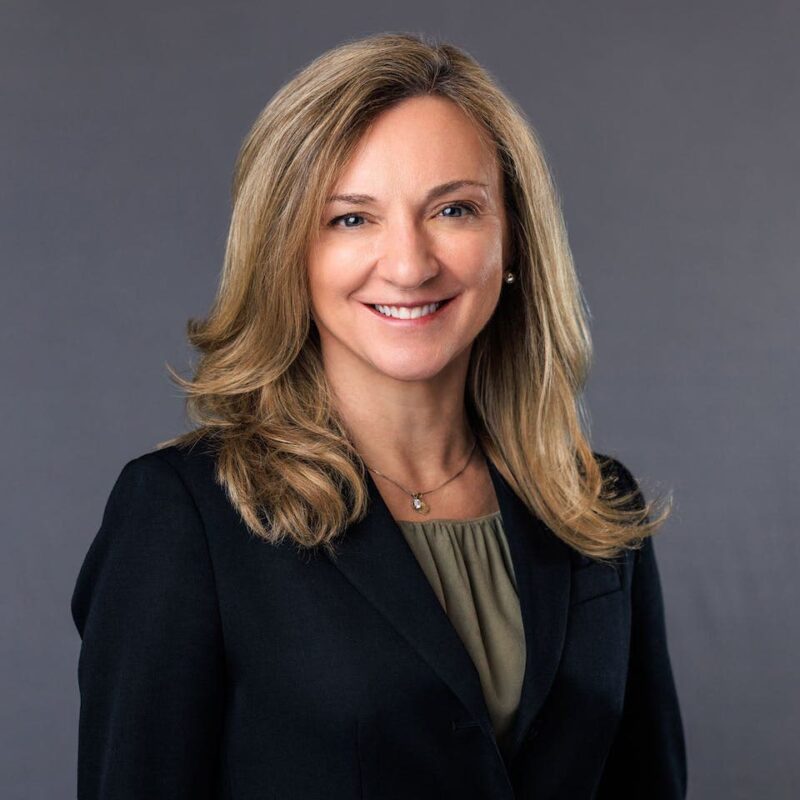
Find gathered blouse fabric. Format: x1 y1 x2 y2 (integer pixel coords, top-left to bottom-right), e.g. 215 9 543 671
395 510 526 758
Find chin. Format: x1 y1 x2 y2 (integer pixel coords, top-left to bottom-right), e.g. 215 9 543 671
366 354 451 384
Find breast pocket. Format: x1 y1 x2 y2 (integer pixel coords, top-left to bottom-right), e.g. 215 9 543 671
570 561 622 606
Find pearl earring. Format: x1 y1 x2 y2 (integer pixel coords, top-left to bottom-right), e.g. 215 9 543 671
504 271 516 284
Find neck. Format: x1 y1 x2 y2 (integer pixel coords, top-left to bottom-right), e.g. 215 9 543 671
325 355 476 489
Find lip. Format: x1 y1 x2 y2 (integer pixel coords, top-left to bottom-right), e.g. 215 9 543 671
362 295 459 326
365 294 457 308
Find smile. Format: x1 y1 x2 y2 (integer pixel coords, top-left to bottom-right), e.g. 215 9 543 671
362 296 457 324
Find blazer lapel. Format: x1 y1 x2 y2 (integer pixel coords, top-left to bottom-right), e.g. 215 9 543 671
324 468 496 739
486 458 572 765
324 458 572 766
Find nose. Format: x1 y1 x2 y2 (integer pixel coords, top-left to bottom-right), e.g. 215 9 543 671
377 214 440 289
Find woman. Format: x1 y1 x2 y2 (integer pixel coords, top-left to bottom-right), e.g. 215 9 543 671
71 32 687 799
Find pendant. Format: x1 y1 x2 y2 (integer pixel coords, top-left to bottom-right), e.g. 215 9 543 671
411 493 430 514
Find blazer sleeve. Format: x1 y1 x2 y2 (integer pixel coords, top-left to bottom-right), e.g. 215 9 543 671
594 460 688 799
70 451 226 799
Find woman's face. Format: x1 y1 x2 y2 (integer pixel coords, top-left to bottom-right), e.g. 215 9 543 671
307 95 509 386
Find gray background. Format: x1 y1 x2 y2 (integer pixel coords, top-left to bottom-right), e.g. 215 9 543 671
2 2 798 797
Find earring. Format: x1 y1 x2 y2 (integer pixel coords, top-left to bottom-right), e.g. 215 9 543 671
503 270 516 284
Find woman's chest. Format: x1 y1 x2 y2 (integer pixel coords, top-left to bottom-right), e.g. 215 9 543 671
374 459 501 523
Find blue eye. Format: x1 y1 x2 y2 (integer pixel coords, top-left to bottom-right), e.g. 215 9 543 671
440 202 478 218
328 213 365 228
327 202 478 228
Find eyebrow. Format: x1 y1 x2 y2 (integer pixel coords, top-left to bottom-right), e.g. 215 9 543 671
325 179 489 206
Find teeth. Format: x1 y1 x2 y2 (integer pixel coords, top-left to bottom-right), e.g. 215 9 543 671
373 302 442 319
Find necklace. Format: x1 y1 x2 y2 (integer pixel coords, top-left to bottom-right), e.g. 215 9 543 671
365 436 478 515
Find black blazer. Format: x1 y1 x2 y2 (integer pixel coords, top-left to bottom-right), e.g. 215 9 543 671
71 442 687 799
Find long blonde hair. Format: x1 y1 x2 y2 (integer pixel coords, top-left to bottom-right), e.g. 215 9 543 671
159 32 672 562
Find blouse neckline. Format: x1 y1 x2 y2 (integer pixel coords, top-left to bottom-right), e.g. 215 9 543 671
395 509 502 526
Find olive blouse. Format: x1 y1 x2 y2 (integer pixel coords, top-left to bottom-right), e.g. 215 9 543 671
395 510 526 758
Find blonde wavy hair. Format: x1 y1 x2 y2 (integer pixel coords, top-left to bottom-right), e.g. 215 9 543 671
159 31 672 562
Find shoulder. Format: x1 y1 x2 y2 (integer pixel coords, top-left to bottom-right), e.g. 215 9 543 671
91 447 210 559
590 451 654 570
109 436 221 507
71 442 222 636
98 436 237 548
84 436 226 569
591 450 646 512
151 435 220 485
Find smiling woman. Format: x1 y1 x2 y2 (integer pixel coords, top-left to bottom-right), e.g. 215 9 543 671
71 31 687 800
306 95 508 391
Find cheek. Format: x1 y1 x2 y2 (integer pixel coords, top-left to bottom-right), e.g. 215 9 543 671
462 244 503 320
470 253 503 295
451 233 504 287
307 254 362 310
477 259 499 288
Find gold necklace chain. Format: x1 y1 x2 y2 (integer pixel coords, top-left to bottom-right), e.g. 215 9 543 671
365 436 478 515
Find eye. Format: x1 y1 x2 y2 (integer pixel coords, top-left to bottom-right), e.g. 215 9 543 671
326 202 479 229
327 213 366 228
440 202 478 218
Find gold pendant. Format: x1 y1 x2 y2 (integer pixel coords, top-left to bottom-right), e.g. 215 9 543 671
411 493 430 514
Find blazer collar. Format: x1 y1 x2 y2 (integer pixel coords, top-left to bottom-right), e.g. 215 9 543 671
324 456 572 766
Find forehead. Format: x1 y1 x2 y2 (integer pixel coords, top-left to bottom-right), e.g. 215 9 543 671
331 96 502 198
